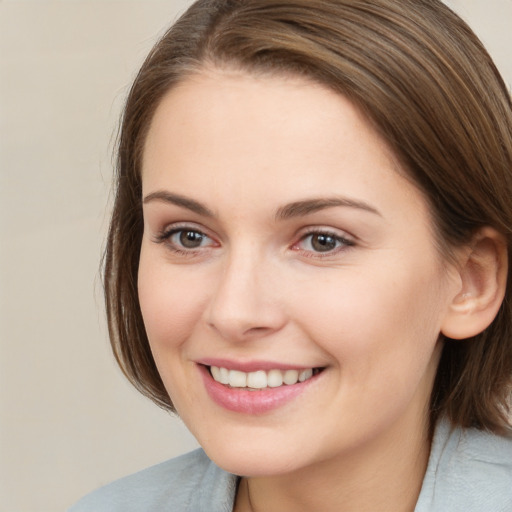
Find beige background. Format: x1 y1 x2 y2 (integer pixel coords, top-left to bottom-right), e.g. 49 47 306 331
1 1 510 511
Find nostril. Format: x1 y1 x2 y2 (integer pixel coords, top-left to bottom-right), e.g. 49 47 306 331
244 325 272 334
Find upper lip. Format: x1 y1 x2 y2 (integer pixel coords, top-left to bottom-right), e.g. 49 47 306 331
197 358 322 373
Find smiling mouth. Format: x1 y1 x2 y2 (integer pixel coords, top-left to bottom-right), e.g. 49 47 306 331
208 366 324 390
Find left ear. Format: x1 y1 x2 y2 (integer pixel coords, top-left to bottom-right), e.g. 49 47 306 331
441 227 508 340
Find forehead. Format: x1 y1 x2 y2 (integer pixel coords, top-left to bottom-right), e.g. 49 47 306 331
142 68 427 225
145 70 392 169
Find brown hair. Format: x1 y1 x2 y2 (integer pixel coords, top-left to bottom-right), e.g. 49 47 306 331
104 0 512 433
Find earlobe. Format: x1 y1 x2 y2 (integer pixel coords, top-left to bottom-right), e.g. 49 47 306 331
441 227 508 340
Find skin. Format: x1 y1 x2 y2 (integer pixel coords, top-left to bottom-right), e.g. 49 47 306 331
138 68 464 512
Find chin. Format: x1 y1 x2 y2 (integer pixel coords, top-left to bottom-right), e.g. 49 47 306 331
191 425 320 477
207 445 303 477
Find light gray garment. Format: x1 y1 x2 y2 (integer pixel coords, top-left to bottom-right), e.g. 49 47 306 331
68 449 237 512
68 420 512 511
415 420 512 511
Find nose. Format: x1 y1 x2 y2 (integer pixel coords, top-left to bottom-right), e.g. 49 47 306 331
205 249 287 342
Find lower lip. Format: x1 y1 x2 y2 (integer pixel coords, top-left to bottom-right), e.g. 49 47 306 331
199 365 320 414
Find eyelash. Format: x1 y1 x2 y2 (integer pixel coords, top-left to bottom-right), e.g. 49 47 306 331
292 229 355 258
153 225 355 258
154 225 217 257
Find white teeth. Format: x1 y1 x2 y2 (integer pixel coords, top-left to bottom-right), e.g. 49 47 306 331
267 369 283 388
210 366 221 381
229 370 247 388
299 368 313 382
219 367 230 385
210 366 317 389
283 369 299 385
246 370 267 389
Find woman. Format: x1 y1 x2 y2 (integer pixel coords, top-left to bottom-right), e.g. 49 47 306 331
70 0 512 510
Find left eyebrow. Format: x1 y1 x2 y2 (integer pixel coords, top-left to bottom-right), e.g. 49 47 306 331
275 197 381 220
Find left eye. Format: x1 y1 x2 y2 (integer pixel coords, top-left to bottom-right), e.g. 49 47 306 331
297 232 352 253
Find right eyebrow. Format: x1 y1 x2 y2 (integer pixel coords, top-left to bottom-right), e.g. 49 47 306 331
142 191 214 217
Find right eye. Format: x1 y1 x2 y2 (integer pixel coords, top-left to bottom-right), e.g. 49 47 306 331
156 226 217 253
171 229 209 249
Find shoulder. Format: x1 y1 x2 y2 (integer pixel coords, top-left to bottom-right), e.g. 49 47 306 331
416 419 512 512
67 448 238 512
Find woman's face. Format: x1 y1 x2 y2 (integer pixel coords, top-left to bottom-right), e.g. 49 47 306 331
138 69 461 476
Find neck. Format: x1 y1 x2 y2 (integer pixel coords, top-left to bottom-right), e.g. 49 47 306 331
234 413 431 512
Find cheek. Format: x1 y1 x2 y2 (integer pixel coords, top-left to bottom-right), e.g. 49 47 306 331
137 258 214 412
292 264 447 376
137 255 209 351
294 268 448 431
